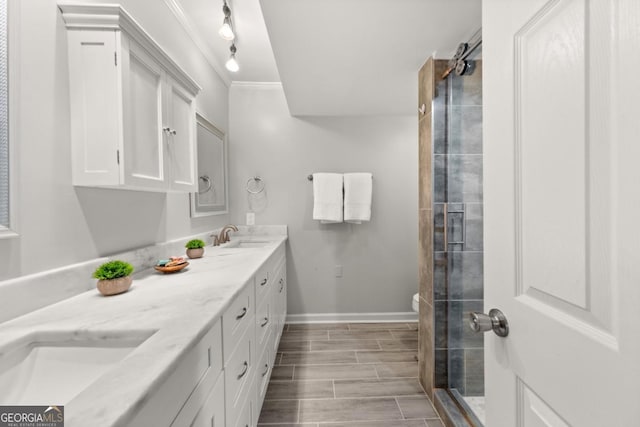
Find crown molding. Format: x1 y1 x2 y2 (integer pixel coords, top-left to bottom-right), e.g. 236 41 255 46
162 0 231 87
230 81 282 88
58 2 202 94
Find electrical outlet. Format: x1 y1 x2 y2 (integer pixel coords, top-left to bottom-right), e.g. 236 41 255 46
334 265 343 278
246 212 255 225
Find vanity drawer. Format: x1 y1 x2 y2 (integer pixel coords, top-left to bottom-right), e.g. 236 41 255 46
256 298 271 352
254 262 271 308
223 282 254 364
234 390 253 427
225 322 254 427
255 334 272 418
131 319 223 425
172 367 225 427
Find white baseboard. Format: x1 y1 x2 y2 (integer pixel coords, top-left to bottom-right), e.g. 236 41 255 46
286 312 418 324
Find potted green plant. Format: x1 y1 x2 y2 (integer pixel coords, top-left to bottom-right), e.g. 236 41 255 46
185 239 206 259
93 260 134 296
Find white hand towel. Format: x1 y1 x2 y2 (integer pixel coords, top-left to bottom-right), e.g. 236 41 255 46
312 173 344 223
344 173 372 223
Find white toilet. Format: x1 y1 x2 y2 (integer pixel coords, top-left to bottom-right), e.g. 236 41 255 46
412 293 419 312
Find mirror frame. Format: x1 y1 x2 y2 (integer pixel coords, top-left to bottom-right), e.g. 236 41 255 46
190 113 228 217
0 0 19 239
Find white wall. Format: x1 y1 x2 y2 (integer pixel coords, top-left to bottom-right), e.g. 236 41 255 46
0 0 230 280
229 84 418 316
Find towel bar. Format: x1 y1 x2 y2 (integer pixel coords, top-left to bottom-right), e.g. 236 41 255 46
307 174 373 181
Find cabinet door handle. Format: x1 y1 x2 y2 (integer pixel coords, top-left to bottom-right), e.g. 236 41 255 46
279 281 284 293
260 278 267 286
261 317 269 327
236 307 247 320
261 363 269 377
237 361 249 379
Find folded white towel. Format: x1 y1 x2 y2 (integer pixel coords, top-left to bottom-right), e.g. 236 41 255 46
312 173 343 223
344 173 372 223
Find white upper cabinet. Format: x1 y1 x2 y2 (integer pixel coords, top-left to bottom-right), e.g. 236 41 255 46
59 3 201 192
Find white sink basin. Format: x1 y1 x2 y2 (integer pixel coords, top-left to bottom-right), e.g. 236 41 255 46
235 240 272 248
220 240 273 249
0 331 152 405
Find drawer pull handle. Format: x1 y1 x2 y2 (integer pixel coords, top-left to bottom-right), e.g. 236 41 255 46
262 363 269 377
237 361 249 379
261 317 269 327
260 278 267 286
236 307 247 320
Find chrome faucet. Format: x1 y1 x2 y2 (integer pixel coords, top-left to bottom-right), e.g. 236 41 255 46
212 224 238 246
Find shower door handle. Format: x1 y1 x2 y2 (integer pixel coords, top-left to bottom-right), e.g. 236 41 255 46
469 309 509 337
445 204 466 247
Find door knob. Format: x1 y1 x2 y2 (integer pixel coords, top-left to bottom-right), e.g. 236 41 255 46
469 309 509 337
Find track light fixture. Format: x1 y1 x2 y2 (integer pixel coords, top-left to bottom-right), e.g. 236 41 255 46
226 44 239 72
218 1 235 41
219 0 239 72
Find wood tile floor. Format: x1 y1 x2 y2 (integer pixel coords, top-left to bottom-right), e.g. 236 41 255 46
258 322 444 427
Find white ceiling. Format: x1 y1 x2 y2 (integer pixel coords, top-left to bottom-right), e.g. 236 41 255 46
176 0 481 116
177 0 280 82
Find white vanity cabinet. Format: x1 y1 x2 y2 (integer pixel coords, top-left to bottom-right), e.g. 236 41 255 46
128 242 287 427
59 4 200 192
129 320 223 426
253 246 286 422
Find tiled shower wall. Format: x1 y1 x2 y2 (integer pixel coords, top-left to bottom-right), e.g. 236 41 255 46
433 62 484 396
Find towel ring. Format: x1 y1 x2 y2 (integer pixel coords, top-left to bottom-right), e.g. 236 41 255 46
198 175 212 194
246 176 265 194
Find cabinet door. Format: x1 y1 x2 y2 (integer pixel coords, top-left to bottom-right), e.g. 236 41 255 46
255 338 272 420
66 30 121 186
271 261 287 354
188 373 225 427
225 324 254 427
166 77 197 192
121 39 166 190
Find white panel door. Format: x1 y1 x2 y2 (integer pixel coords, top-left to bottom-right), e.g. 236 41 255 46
66 30 120 186
166 78 197 192
483 0 640 426
121 39 166 190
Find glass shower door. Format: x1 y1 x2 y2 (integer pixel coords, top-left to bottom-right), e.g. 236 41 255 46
433 55 485 426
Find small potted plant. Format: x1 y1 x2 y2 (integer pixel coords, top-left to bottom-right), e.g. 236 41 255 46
93 260 134 296
185 239 206 259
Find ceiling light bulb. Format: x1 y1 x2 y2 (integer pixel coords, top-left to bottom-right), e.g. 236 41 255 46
226 55 239 72
226 44 239 72
219 17 235 40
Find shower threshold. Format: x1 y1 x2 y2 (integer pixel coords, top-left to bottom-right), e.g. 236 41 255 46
434 388 485 427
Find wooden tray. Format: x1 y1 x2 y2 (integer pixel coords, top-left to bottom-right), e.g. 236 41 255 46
154 262 189 274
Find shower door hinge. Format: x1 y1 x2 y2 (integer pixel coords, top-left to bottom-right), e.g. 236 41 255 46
116 149 120 165
114 52 117 66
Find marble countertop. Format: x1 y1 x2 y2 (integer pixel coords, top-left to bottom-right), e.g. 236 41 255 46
0 233 287 427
